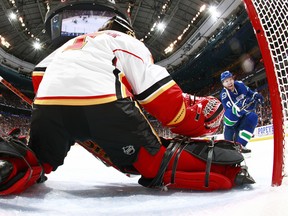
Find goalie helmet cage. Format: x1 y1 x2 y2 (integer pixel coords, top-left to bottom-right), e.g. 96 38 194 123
243 0 288 186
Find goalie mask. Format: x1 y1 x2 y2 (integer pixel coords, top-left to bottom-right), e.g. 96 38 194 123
99 15 136 38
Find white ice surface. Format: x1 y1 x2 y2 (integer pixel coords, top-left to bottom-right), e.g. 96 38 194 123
0 138 287 216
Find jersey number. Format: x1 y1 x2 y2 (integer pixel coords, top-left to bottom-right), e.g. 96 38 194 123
64 34 97 51
226 101 232 108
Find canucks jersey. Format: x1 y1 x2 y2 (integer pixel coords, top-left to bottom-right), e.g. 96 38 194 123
220 81 259 146
220 81 255 112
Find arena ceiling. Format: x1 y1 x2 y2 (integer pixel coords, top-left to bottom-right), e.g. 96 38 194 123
0 0 246 69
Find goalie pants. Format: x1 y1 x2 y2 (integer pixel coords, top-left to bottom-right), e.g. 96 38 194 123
29 98 240 190
29 98 161 172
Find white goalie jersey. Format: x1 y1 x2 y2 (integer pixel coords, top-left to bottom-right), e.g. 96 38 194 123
33 30 172 106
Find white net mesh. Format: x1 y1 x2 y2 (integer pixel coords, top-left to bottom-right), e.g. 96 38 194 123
249 0 288 182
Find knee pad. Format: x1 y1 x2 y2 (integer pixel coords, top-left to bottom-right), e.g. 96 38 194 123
0 136 45 195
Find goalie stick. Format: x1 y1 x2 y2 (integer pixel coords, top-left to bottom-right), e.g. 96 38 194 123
0 76 33 106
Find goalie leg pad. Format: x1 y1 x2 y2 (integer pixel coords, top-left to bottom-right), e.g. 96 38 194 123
183 139 244 165
137 138 244 189
163 171 233 190
0 138 44 195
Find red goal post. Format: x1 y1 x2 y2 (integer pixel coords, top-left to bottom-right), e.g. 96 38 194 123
243 0 288 186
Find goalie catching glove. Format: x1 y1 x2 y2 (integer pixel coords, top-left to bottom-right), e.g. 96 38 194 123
170 94 224 137
0 130 47 195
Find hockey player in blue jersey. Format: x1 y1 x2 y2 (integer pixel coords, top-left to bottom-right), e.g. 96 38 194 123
220 71 264 153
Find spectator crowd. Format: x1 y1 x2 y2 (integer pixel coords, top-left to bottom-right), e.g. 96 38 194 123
0 88 32 136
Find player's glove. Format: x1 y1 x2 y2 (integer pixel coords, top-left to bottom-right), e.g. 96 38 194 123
252 92 264 105
234 97 256 116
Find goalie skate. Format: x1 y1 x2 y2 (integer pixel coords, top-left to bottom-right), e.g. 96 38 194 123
234 165 255 186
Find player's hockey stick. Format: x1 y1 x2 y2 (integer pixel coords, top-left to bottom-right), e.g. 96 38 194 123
0 76 33 106
239 100 255 111
238 96 263 112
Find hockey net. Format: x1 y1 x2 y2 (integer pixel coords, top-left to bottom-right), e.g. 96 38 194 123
243 0 288 186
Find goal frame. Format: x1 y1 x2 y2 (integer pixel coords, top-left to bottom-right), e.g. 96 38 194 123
243 0 285 186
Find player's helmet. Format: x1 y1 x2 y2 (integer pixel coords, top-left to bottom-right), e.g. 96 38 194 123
220 71 233 82
99 15 135 38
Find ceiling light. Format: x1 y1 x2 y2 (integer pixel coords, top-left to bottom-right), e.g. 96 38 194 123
33 41 41 50
0 35 11 48
156 22 166 31
164 46 173 54
9 12 17 20
140 0 171 41
164 4 205 54
200 5 206 12
209 6 220 19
